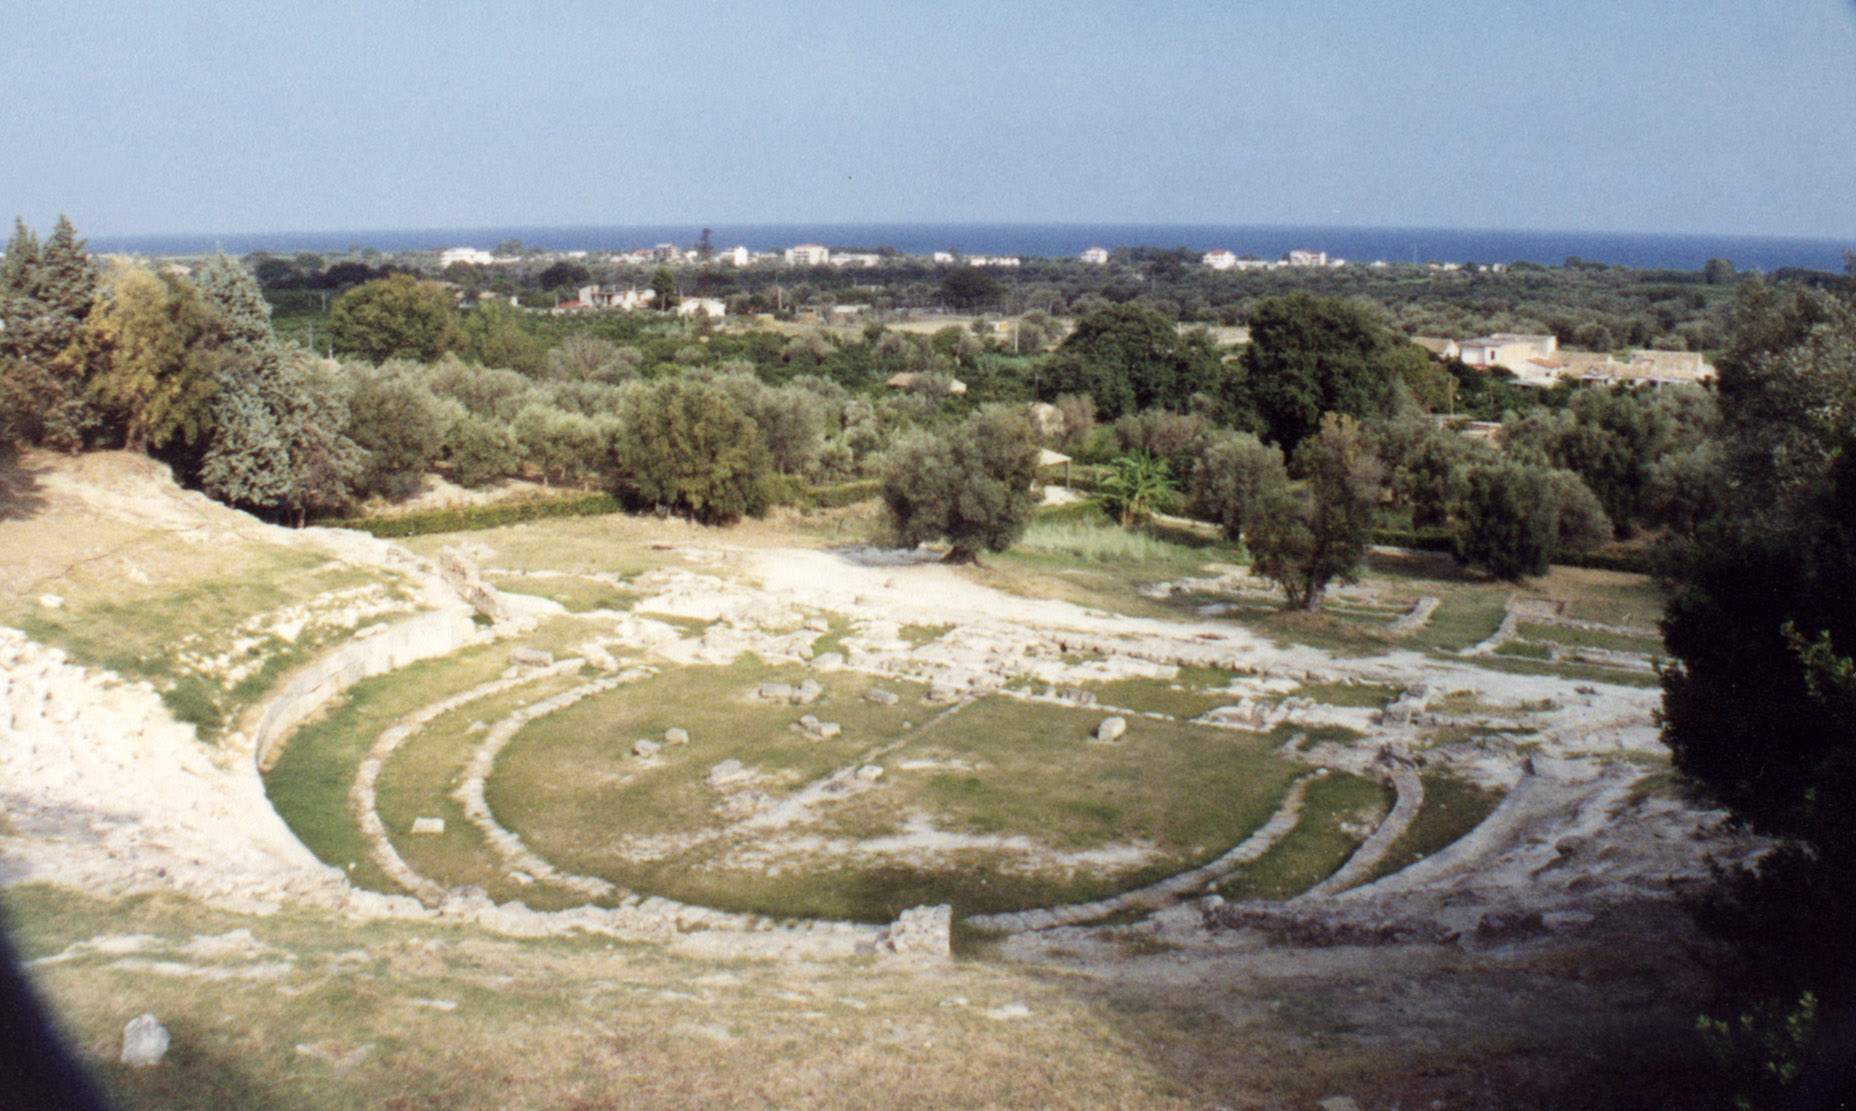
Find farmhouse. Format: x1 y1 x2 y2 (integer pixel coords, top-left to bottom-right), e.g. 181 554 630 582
1412 336 1460 360
1577 349 1717 388
1081 246 1110 264
1203 250 1237 271
576 285 655 311
886 372 967 394
786 244 831 266
1458 333 1558 369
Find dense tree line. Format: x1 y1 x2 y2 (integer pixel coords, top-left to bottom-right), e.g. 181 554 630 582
0 218 1758 599
1644 276 1856 1106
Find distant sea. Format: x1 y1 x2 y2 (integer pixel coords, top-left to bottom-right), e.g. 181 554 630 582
87 223 1856 274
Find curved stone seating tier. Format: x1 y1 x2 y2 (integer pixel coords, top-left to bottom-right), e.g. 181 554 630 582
358 659 1365 940
964 773 1320 933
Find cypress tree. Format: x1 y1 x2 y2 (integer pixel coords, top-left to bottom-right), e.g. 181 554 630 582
0 216 99 448
199 361 291 510
193 250 274 354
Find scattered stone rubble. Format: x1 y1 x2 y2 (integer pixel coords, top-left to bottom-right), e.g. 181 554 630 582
881 904 952 958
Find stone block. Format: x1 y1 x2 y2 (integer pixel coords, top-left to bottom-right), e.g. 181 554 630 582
665 727 690 745
863 687 900 705
882 904 952 958
1094 716 1127 743
707 760 750 788
632 739 662 758
121 1013 169 1067
411 817 446 835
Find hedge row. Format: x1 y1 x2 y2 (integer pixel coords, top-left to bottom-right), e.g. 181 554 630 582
806 478 882 508
1034 499 1112 524
1369 528 1652 574
322 491 623 538
1369 528 1456 553
1552 547 1653 574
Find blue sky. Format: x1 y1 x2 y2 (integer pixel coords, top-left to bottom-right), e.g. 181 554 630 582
5 1 1856 239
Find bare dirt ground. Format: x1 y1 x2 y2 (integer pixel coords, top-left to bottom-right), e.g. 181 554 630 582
0 451 1758 1109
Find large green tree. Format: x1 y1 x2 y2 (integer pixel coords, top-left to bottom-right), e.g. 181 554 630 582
82 264 223 454
1246 413 1383 610
327 274 458 362
456 299 545 375
1501 387 1674 535
1452 461 1609 581
881 406 1039 563
1244 292 1401 450
1042 304 1218 420
345 363 462 499
1654 286 1856 1088
195 253 365 521
1190 430 1291 546
612 378 769 523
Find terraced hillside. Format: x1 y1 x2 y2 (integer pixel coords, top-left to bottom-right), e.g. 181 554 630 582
0 451 1754 1110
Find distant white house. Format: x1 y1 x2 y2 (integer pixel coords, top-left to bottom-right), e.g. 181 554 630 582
440 247 496 267
786 244 831 266
721 246 751 266
1285 249 1328 267
831 252 883 268
1458 333 1558 369
966 256 1021 267
576 285 655 311
1575 349 1716 388
886 372 967 394
1202 250 1236 271
1081 246 1110 265
676 297 727 319
932 251 957 263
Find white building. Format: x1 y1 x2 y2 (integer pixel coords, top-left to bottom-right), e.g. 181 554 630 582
676 297 727 319
1458 334 1559 369
932 251 957 263
831 252 883 268
721 246 751 266
576 285 655 311
439 247 496 267
1285 249 1328 267
1081 247 1110 265
1202 250 1237 271
786 244 831 266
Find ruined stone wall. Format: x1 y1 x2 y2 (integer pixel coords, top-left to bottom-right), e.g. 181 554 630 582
245 604 480 770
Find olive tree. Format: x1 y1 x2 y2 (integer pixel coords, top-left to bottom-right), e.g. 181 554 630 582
881 406 1039 564
1244 413 1384 611
1453 462 1610 580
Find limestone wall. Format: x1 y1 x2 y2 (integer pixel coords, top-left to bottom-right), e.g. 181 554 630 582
246 603 480 770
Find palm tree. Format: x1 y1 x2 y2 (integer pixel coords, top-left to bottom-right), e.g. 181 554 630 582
1101 452 1177 527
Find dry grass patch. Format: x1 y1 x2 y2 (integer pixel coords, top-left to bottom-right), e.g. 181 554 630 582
1085 664 1242 718
1216 772 1389 899
479 671 1301 921
5 885 1227 1111
1365 774 1506 883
